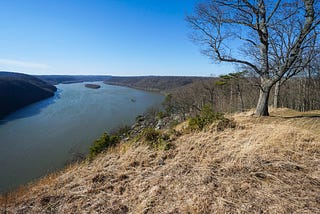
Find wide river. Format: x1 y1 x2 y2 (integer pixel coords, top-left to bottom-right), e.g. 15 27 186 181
0 82 163 193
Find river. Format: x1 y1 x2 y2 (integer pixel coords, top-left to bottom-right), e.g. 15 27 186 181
0 82 163 193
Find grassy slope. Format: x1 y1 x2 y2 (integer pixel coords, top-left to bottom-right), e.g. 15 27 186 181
1 108 319 213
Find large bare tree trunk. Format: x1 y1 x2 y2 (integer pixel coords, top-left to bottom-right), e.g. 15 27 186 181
255 85 271 116
188 0 318 116
273 81 281 108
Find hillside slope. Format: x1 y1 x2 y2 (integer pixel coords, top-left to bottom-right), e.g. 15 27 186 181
1 109 319 213
103 76 204 92
36 75 111 85
0 72 57 119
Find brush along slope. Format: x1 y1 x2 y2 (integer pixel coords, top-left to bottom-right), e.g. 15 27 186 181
1 109 319 213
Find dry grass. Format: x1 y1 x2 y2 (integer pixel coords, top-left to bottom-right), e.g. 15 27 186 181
1 108 320 213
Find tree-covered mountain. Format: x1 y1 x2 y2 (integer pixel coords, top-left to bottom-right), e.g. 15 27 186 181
36 75 111 85
0 71 57 119
103 76 203 92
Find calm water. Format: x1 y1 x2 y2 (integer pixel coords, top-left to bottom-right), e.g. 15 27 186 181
0 82 163 193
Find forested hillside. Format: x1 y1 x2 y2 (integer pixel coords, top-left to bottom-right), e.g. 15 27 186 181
103 76 203 92
164 71 320 117
97 70 320 117
0 72 57 119
37 75 111 85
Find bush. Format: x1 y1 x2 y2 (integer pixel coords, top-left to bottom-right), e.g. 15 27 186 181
188 104 226 131
143 128 161 142
156 140 172 151
89 132 119 159
157 111 166 120
142 128 171 150
188 117 204 131
168 120 179 129
216 117 237 131
110 124 131 138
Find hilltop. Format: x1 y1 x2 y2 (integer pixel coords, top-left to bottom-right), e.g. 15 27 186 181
1 108 319 213
0 72 57 119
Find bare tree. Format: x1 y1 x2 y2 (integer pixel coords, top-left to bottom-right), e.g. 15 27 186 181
218 71 248 111
271 20 319 108
187 0 319 116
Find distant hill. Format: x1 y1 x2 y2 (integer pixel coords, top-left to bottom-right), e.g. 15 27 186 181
37 75 204 92
37 75 111 85
103 76 204 92
0 72 57 119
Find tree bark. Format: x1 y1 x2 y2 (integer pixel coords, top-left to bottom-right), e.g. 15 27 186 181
237 83 244 112
273 81 280 108
255 85 271 116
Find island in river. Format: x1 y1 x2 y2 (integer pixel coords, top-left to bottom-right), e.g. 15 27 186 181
0 81 164 193
85 83 101 89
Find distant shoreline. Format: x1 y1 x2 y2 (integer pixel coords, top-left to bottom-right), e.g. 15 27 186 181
103 76 204 93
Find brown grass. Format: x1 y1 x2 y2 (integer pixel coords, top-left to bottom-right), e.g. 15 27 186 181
1 108 320 213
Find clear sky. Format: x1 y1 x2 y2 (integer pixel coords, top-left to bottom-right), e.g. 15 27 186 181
0 0 234 76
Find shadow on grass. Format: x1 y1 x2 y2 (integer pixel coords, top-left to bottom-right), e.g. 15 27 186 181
271 114 320 119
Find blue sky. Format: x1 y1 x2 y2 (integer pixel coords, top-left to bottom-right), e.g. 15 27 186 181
0 0 234 76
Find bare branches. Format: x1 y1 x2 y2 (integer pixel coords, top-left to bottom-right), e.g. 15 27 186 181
187 0 320 115
187 0 319 81
267 0 282 23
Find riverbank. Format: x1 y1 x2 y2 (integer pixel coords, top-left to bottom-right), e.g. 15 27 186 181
1 108 319 213
0 82 163 194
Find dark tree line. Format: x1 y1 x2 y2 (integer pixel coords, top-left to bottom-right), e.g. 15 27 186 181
165 68 320 116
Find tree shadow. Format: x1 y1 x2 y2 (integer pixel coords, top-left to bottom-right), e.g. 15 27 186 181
271 114 320 119
0 89 61 125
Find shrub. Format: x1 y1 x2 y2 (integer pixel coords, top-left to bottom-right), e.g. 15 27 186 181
89 132 119 159
157 111 166 119
188 117 204 131
216 117 237 131
142 128 161 142
168 120 179 129
156 140 172 151
110 124 131 138
142 128 171 150
188 104 226 131
162 93 174 115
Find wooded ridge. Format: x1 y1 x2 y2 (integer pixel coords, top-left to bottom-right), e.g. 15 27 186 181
0 72 57 119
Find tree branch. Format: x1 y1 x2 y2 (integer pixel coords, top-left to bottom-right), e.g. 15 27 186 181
267 0 282 23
